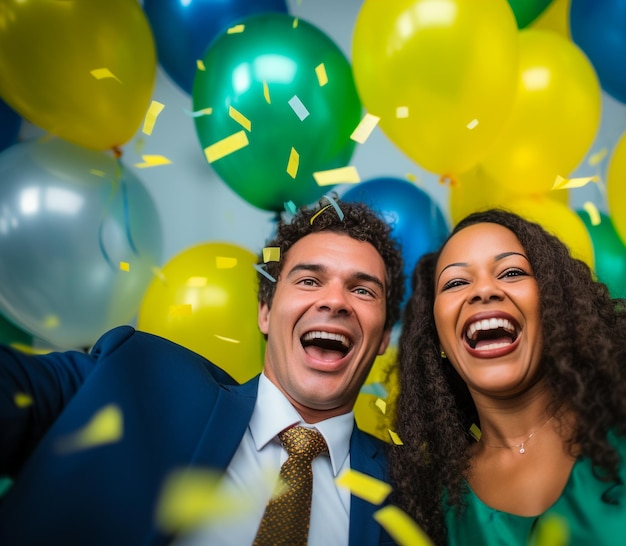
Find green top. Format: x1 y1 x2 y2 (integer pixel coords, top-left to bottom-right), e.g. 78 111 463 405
445 434 626 545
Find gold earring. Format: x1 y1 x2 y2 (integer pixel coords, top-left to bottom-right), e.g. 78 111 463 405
440 350 447 359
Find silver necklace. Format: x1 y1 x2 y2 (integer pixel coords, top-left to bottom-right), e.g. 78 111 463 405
482 415 554 454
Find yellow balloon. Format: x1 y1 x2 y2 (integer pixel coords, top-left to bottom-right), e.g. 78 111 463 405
530 0 571 38
450 165 569 225
482 29 601 195
0 0 156 150
507 196 594 268
352 0 519 176
607 131 626 246
138 243 265 383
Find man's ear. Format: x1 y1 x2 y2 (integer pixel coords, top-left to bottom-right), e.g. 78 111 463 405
258 301 270 335
377 328 392 355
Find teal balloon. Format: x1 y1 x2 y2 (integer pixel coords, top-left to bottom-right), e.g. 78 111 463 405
193 13 361 212
0 138 163 349
577 209 626 298
507 0 553 28
0 312 32 348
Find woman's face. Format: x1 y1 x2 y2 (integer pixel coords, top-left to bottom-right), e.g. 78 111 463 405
433 223 543 399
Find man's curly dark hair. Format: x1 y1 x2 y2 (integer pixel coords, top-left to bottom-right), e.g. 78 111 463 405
256 195 405 331
389 208 626 546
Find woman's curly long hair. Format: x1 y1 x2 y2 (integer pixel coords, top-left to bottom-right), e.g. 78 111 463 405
389 209 626 545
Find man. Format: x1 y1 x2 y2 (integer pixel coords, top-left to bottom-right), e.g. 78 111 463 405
0 197 404 545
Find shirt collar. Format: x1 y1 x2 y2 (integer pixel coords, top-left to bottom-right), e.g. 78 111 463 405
250 373 354 476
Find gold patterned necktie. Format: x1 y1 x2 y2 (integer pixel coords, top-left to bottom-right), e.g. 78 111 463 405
253 426 328 546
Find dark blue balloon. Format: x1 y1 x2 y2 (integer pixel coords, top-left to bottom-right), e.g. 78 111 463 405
570 0 626 104
342 178 449 308
0 99 21 153
143 0 288 94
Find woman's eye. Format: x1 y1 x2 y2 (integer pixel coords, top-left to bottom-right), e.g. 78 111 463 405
501 268 527 279
441 279 467 291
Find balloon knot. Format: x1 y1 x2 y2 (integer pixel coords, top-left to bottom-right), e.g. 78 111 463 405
112 146 123 159
439 174 458 187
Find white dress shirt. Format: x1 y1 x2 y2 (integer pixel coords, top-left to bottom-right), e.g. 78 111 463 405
173 373 354 545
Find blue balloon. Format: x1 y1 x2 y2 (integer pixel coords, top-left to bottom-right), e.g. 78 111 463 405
0 99 21 153
143 0 288 94
570 0 626 104
342 178 449 307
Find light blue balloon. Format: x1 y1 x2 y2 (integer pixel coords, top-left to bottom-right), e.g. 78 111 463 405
0 138 163 349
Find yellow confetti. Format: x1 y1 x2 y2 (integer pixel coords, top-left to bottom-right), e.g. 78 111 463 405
466 118 479 130
89 169 105 177
214 334 240 344
583 202 602 226
156 468 246 533
14 392 33 408
588 148 607 166
142 100 165 136
229 106 251 132
287 147 300 179
336 469 392 505
551 174 598 190
375 398 387 414
406 173 417 182
292 17 299 28
196 59 205 71
263 247 281 263
9 343 50 355
119 261 130 272
469 423 482 441
90 68 122 83
374 505 434 546
227 24 245 34
263 81 271 104
315 63 328 86
533 514 570 546
396 106 409 118
187 276 208 288
388 430 403 445
57 404 123 453
204 131 249 163
43 315 59 329
351 113 380 144
309 205 332 225
313 166 360 186
134 155 172 168
216 256 237 269
170 304 193 317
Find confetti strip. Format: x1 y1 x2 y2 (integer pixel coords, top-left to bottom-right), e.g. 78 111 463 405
551 174 598 190
287 147 300 179
288 95 310 121
214 335 240 344
375 398 387 414
313 166 360 186
533 514 570 546
204 131 249 163
322 193 344 220
186 107 213 118
229 106 251 132
14 392 33 408
583 202 602 226
227 24 245 34
253 263 277 282
134 155 172 168
263 81 271 104
57 404 123 453
142 100 165 136
315 63 328 86
187 276 208 287
310 205 332 224
466 118 479 130
351 113 380 144
336 469 392 505
119 261 130 272
170 304 193 317
216 256 237 269
388 430 403 445
90 169 105 177
284 200 297 216
588 148 607 166
263 247 281 263
90 68 122 83
196 59 205 71
374 505 434 546
360 382 387 398
396 106 409 118
292 17 299 28
469 423 482 441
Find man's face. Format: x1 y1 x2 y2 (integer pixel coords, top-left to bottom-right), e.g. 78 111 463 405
258 232 391 423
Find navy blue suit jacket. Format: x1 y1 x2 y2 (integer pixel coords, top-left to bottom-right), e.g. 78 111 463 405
0 326 394 545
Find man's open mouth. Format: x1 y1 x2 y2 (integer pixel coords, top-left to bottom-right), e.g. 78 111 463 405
301 331 352 359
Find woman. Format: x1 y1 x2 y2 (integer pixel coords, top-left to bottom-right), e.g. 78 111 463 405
390 209 626 545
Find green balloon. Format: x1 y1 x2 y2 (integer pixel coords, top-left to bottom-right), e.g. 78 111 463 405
192 13 361 212
507 0 553 28
577 210 626 298
0 312 32 348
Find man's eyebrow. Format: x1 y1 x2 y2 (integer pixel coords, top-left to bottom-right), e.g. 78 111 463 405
436 251 530 283
287 263 385 290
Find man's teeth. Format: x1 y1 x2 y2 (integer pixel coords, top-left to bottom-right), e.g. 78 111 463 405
302 331 350 348
466 318 516 340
